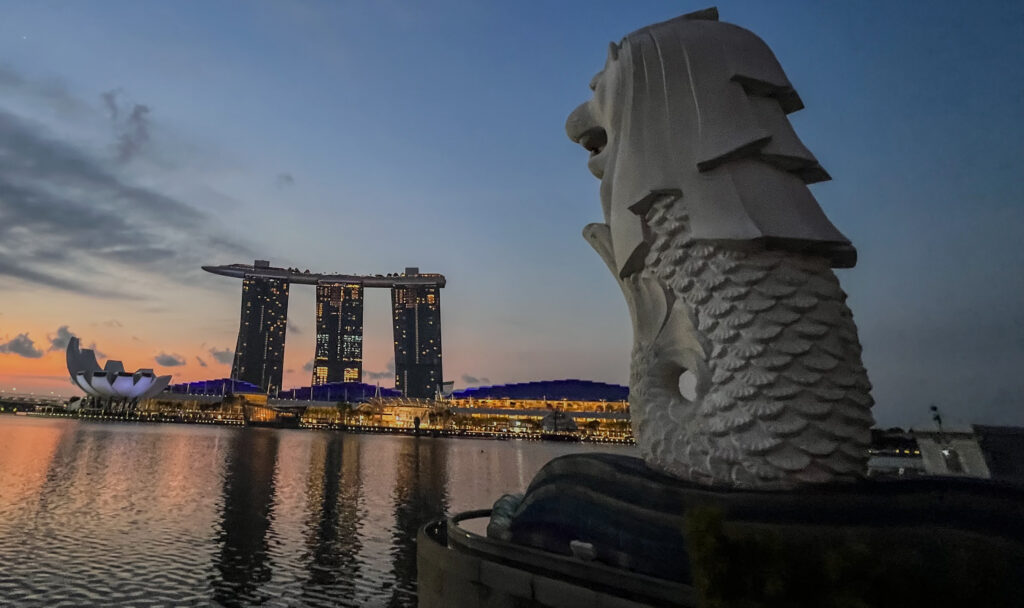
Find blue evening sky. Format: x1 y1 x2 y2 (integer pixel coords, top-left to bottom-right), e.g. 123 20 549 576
0 1 1021 428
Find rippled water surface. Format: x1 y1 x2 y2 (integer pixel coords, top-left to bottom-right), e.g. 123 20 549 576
0 417 635 607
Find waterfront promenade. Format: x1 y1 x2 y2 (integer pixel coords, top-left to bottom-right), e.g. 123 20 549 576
1 409 634 445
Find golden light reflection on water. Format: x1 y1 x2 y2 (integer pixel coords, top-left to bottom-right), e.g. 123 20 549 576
0 417 64 512
0 416 635 606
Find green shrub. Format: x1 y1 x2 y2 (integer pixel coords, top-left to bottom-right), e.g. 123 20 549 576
683 506 1018 608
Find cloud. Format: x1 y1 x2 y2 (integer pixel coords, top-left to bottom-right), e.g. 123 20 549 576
101 89 151 163
0 333 44 358
288 318 302 335
196 356 208 367
47 325 76 351
0 63 91 117
101 89 120 121
0 256 110 298
154 352 185 366
461 374 490 385
364 359 395 381
118 103 151 163
302 359 314 372
0 68 252 298
275 172 295 188
87 342 106 359
208 347 234 364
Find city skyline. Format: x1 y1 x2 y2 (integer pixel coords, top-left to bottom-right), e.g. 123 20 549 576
209 260 445 397
0 1 1022 427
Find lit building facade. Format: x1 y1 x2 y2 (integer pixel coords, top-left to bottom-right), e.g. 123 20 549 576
449 379 630 413
231 262 289 394
391 268 443 399
313 282 364 385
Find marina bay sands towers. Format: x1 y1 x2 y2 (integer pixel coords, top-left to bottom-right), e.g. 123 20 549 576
312 282 364 385
230 272 290 394
203 261 445 398
392 281 443 399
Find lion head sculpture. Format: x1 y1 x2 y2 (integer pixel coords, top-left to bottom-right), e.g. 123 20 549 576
566 7 856 279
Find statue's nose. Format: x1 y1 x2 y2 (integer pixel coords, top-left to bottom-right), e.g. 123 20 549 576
565 102 595 143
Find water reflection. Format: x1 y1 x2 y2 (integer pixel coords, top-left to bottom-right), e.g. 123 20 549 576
0 420 64 514
300 433 363 604
389 438 449 607
0 418 632 607
212 428 280 606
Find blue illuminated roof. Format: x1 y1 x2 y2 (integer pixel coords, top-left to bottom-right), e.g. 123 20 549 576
451 379 628 401
166 378 261 395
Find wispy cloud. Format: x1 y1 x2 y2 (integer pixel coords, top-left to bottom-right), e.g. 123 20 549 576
196 356 208 367
461 374 490 385
0 63 92 118
208 347 233 365
87 342 106 360
275 172 295 188
101 89 151 164
154 352 186 367
0 333 44 358
100 89 120 122
364 359 395 381
0 67 252 299
302 359 314 372
47 325 75 351
50 329 106 361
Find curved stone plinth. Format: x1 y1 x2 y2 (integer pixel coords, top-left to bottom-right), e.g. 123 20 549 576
418 510 695 608
482 453 1024 606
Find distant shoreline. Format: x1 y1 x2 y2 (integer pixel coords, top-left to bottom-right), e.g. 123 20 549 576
1 411 635 445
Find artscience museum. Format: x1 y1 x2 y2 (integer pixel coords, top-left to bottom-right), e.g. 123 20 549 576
66 337 171 409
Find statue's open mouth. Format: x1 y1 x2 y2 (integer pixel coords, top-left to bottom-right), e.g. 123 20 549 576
579 126 608 180
566 102 609 180
578 126 607 157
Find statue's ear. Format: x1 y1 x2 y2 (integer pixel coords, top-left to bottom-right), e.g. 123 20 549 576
681 7 719 21
608 41 619 62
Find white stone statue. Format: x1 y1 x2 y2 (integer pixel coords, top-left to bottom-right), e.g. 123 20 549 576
566 8 874 488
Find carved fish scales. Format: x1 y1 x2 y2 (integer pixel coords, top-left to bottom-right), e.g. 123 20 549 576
629 199 874 487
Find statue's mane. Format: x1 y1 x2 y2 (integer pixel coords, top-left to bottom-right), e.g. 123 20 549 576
603 9 855 278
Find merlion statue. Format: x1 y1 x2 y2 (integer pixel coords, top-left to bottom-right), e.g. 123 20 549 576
566 7 874 488
420 12 1020 606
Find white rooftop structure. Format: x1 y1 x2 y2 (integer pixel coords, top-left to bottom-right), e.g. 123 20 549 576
66 337 171 401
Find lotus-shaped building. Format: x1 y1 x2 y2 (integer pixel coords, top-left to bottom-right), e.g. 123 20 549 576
66 337 171 406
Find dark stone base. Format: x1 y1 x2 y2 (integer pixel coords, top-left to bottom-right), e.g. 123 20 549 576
419 514 693 607
487 453 1024 606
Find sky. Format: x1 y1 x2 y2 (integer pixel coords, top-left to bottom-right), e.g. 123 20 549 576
0 0 1021 428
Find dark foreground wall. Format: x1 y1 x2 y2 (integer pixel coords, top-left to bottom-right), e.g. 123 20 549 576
418 514 695 608
421 454 1024 608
